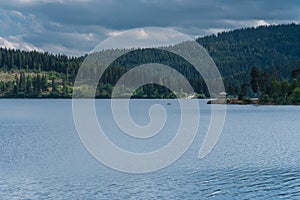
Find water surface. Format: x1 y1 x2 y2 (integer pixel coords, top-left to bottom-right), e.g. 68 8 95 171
0 99 300 199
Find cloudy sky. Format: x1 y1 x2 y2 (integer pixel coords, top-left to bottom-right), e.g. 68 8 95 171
0 0 299 56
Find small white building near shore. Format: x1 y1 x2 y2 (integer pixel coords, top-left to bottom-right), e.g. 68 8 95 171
218 91 227 99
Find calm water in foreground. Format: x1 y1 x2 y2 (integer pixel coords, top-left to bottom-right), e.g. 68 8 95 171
0 99 300 199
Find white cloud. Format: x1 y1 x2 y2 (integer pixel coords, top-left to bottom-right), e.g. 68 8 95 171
135 29 149 39
108 31 123 37
205 28 231 35
94 27 191 51
42 43 86 56
223 19 270 28
11 10 26 19
0 0 299 56
16 0 94 5
253 20 270 27
0 36 43 52
108 29 148 39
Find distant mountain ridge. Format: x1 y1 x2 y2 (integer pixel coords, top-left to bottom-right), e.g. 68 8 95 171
197 23 300 80
0 23 300 98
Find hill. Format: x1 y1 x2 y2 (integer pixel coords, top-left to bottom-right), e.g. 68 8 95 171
197 23 300 95
0 23 300 98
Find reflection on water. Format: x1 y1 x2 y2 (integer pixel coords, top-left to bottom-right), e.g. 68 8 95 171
0 99 300 199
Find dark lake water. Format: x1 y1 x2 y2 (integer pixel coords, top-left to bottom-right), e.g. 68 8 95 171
0 99 300 199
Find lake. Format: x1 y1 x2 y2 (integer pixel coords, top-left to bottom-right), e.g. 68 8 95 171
0 99 300 199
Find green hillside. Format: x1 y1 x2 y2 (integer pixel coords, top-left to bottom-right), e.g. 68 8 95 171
0 23 300 99
197 23 300 95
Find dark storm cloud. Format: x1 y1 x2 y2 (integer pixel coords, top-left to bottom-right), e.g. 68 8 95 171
0 0 299 55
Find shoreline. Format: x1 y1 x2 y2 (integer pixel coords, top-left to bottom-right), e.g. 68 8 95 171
0 97 299 105
207 98 300 105
207 98 259 105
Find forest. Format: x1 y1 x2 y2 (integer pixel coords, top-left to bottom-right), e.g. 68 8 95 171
0 23 300 103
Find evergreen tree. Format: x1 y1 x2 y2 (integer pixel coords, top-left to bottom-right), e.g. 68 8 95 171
26 75 33 94
238 84 248 100
291 88 300 104
250 67 260 95
289 79 298 95
33 75 41 93
51 77 58 95
62 77 68 96
41 74 48 91
19 72 26 92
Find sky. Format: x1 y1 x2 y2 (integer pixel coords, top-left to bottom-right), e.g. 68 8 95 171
0 0 299 56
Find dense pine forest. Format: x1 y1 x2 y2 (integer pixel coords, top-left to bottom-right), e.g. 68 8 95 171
0 23 300 102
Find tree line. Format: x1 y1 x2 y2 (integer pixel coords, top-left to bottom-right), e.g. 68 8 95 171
1 23 300 99
238 66 300 104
